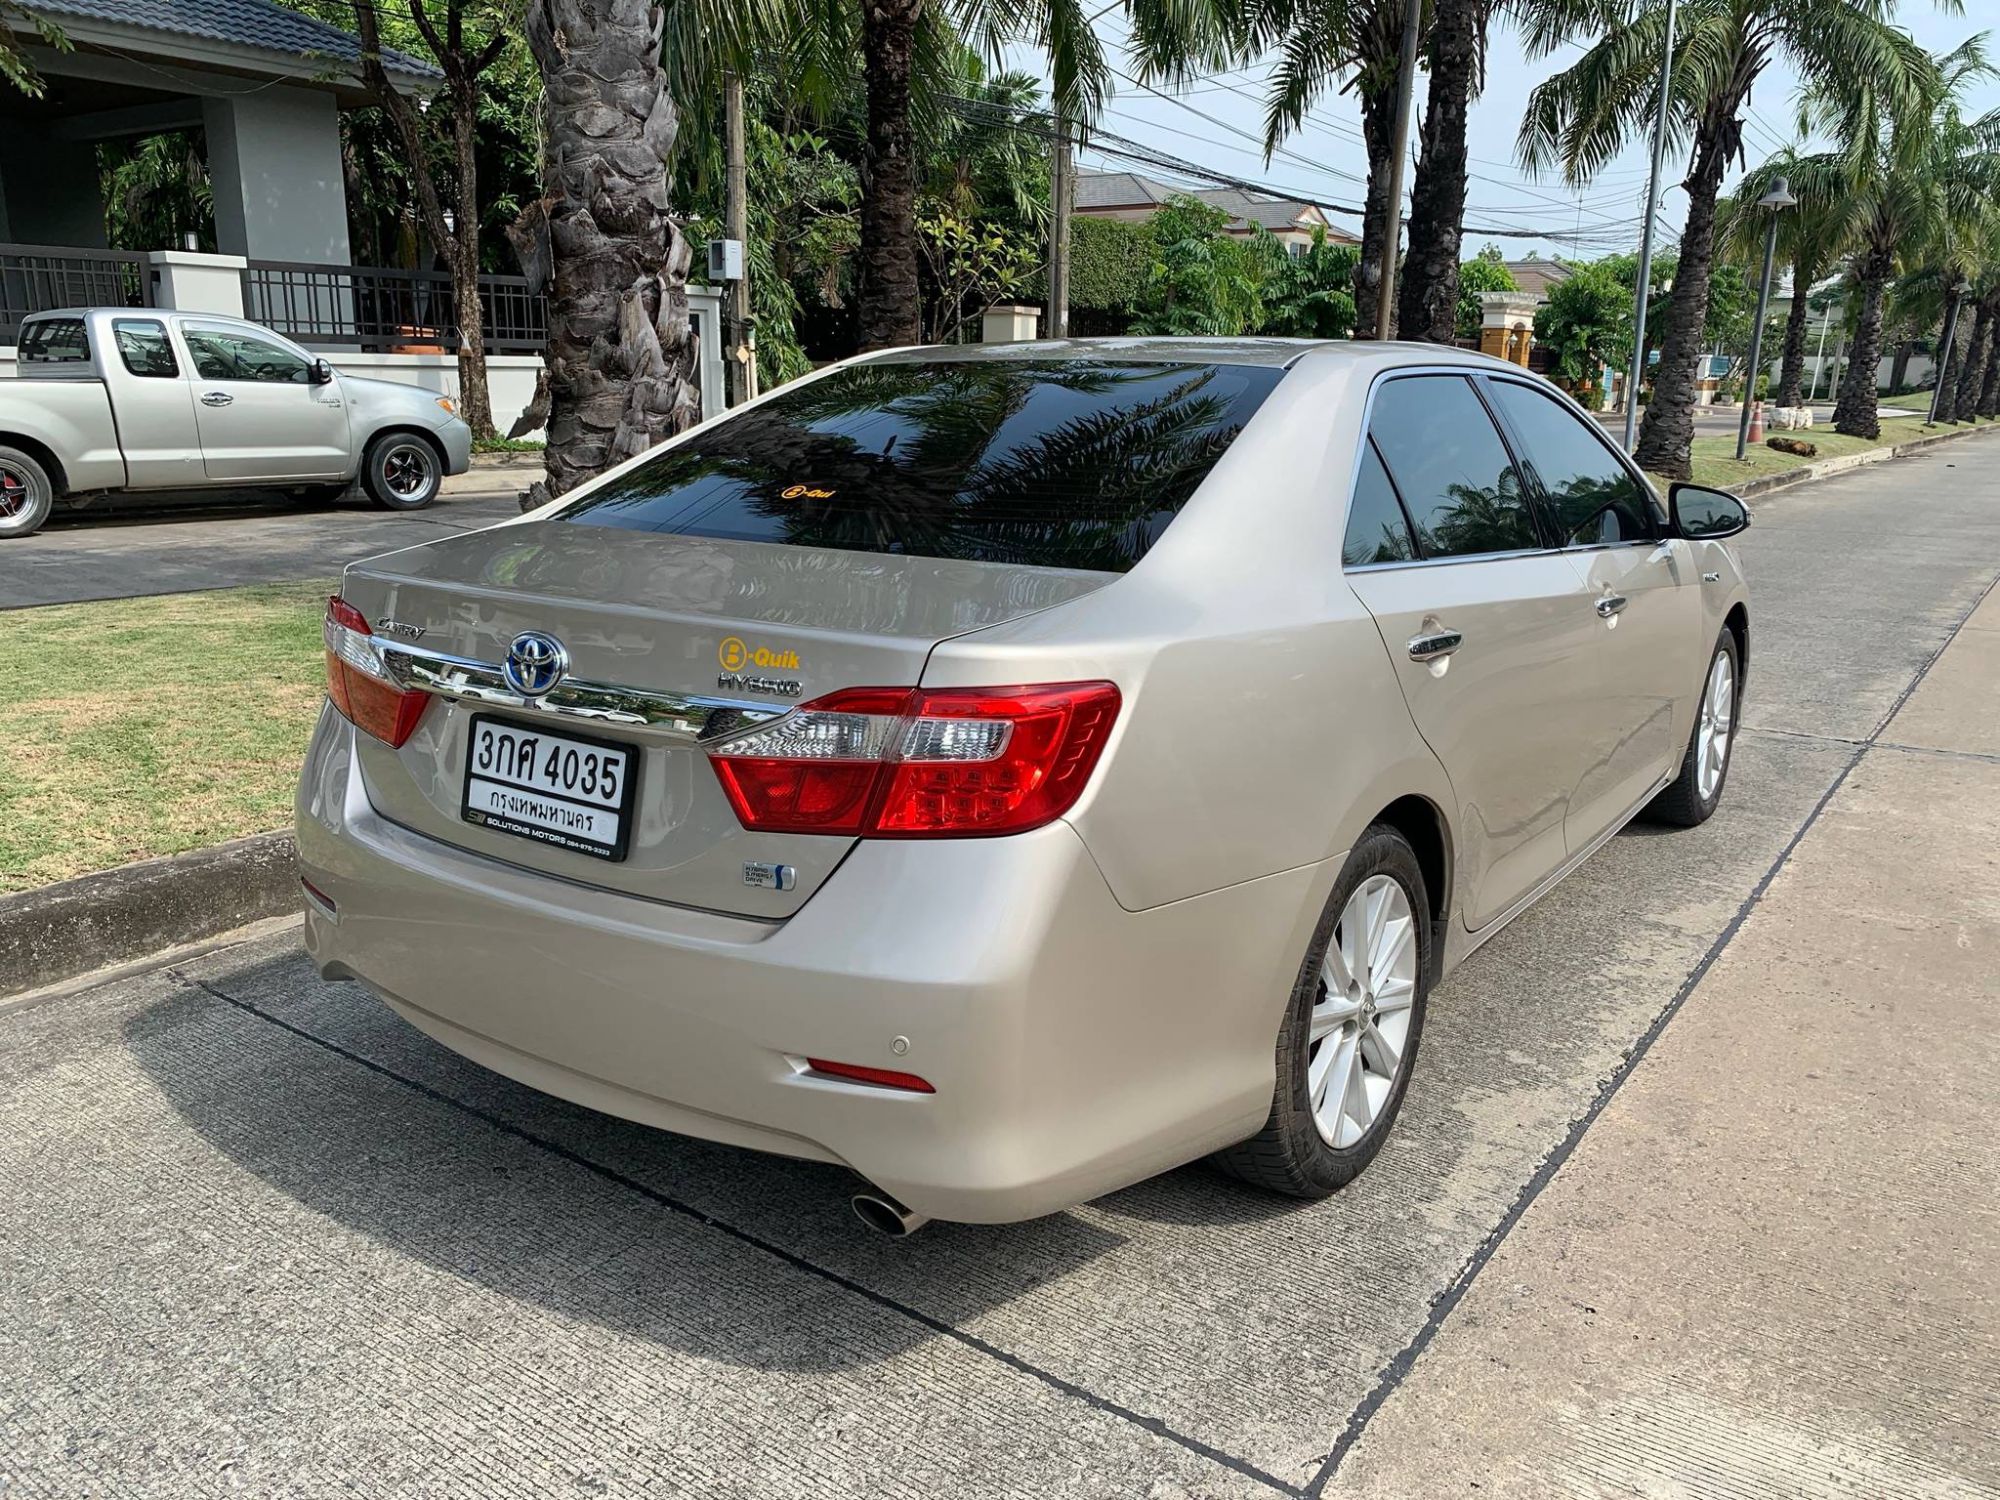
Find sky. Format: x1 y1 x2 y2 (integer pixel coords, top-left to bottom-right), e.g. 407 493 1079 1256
1021 3 2000 263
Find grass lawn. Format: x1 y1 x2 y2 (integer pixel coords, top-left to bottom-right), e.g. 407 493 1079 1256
0 582 331 894
1881 391 1938 412
1652 412 1939 491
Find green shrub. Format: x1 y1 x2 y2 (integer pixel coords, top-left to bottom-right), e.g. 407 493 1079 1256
1069 216 1150 318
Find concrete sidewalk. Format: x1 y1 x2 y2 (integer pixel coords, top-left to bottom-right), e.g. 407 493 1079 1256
1331 586 2000 1496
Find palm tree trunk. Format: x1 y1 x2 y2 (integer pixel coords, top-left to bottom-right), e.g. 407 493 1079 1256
1351 78 1396 339
1633 125 1732 480
1396 0 1481 343
1889 340 1912 392
1833 248 1892 439
1979 296 2000 419
1774 254 1813 410
857 0 923 350
1953 298 1989 423
517 0 699 504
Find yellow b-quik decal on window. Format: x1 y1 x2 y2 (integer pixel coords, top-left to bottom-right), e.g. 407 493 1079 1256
719 636 802 672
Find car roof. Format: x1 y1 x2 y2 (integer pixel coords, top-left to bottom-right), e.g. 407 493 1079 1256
857 335 1518 376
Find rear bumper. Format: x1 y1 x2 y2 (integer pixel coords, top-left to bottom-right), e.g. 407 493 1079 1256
295 707 1327 1222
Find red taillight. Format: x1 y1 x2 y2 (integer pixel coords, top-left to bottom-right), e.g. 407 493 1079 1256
323 595 429 748
805 1058 936 1093
708 681 1120 837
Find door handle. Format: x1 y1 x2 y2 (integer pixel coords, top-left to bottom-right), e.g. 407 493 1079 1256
201 392 234 407
1408 629 1464 663
1595 594 1628 618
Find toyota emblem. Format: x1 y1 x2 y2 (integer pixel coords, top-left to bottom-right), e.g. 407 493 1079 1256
503 630 569 698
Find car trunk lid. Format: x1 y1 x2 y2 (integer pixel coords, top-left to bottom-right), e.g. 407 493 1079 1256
335 520 1114 917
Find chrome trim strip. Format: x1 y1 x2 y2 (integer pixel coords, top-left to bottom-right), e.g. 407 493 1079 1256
379 645 787 744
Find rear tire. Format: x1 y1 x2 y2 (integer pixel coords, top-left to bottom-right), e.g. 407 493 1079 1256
361 433 442 510
0 446 56 539
1214 825 1431 1198
1645 630 1740 828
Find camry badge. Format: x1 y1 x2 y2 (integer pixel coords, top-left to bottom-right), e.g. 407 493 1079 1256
503 630 569 698
375 618 426 640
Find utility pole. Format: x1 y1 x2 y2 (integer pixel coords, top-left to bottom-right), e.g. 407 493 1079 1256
1375 0 1424 341
1046 119 1072 340
1624 0 1679 450
724 73 756 406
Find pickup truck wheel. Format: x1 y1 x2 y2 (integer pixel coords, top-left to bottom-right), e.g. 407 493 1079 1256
0 447 55 539
362 434 442 510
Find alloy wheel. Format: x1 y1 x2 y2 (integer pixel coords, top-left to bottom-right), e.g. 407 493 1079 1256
1696 649 1735 802
381 443 437 501
0 462 42 535
1307 874 1418 1149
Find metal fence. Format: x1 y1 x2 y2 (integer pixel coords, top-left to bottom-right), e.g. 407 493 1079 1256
241 261 547 354
0 245 153 346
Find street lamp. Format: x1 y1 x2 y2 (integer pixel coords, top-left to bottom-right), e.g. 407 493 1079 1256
1928 277 1973 425
1735 176 1798 461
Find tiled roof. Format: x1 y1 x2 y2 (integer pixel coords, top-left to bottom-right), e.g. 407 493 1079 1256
31 0 440 79
1075 170 1359 244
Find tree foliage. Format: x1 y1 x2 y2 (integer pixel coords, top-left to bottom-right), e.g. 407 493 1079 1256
1532 259 1628 385
1455 245 1518 341
1132 195 1270 337
1256 228 1360 338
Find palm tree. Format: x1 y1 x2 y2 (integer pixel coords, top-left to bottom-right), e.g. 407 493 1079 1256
855 0 1109 350
1721 151 1853 410
515 0 795 502
1128 0 1408 337
1520 0 1937 480
1819 44 1996 438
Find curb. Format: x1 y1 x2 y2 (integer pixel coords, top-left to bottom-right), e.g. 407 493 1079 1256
1735 418 1999 500
467 450 544 470
0 832 298 1003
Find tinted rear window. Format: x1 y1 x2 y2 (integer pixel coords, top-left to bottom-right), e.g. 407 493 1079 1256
557 359 1285 572
20 319 89 363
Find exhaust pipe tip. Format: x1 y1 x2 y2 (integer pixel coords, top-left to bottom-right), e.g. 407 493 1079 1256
851 1190 929 1238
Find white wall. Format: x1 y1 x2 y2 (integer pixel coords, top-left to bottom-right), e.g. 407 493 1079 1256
319 351 548 439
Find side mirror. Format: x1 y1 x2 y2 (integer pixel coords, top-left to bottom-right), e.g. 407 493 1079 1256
1669 482 1750 541
309 357 335 386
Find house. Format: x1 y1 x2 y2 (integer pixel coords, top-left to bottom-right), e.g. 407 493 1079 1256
1499 256 1572 300
0 0 723 426
1074 170 1359 256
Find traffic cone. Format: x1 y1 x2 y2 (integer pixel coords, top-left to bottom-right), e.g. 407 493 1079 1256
1747 400 1765 445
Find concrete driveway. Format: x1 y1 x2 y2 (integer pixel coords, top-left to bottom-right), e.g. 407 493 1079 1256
0 484 524 608
3 442 1996 1497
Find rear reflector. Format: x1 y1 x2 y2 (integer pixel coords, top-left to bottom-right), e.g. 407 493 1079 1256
805 1059 936 1093
708 681 1120 837
323 595 429 748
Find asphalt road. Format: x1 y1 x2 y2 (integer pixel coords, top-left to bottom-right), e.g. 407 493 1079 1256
0 486 524 608
3 438 1997 1497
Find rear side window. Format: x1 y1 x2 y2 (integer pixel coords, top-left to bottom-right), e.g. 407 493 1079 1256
19 319 88 363
557 359 1285 572
1342 440 1419 566
1484 378 1658 544
1367 374 1540 559
113 319 178 378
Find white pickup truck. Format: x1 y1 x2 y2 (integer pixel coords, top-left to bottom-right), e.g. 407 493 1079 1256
0 308 473 538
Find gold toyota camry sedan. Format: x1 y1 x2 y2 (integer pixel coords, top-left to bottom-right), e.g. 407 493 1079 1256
296 339 1750 1233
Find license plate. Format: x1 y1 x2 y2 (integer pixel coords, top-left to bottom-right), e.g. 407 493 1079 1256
461 714 636 861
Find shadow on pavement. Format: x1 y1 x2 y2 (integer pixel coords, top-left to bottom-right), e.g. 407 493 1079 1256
122 966 1139 1373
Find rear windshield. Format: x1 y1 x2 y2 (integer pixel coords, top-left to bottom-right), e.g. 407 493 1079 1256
19 318 89 363
557 358 1285 572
